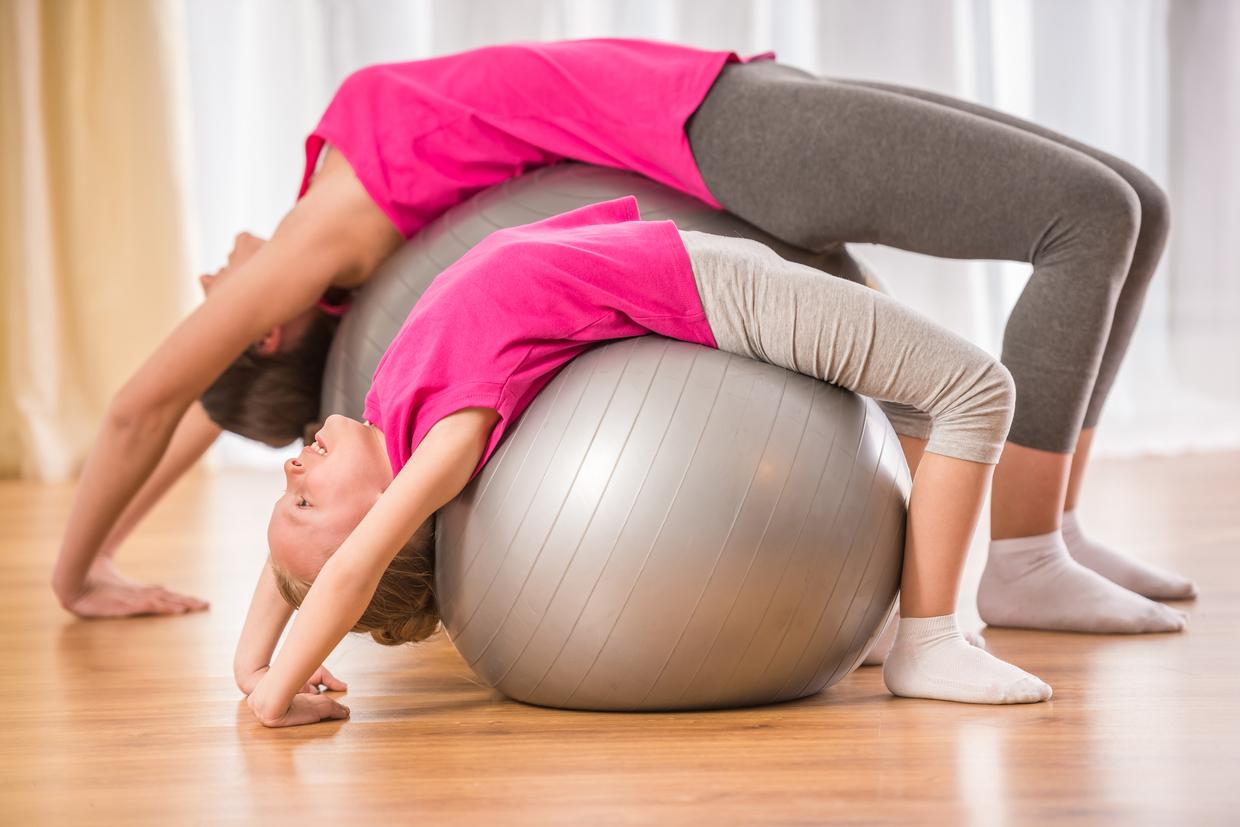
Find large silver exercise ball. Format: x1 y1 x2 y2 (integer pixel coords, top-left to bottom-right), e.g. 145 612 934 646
321 163 909 711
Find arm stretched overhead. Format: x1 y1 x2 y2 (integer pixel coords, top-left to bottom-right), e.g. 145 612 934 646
244 406 499 728
54 150 402 618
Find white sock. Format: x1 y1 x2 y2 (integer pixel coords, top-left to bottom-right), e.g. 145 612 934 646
862 608 986 666
1061 510 1197 600
883 615 1052 704
978 529 1188 633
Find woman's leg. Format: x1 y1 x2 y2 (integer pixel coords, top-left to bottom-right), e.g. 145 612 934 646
1060 430 1197 598
686 62 1185 632
831 77 1194 600
682 230 1048 703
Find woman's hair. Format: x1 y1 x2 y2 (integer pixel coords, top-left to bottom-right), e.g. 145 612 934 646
201 311 340 447
272 516 441 646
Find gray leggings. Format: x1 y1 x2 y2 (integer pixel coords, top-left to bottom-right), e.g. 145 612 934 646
681 230 1014 465
686 62 1170 453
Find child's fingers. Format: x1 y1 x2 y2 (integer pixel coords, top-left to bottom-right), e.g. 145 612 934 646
318 668 348 692
292 694 350 726
316 697 350 721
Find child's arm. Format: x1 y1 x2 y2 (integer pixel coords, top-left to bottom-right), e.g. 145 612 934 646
245 406 499 728
234 560 296 694
233 558 346 696
54 163 398 618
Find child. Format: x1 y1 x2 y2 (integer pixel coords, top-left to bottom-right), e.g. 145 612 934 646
237 197 1052 728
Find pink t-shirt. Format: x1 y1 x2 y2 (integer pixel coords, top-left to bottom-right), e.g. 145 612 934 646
297 38 774 237
363 197 718 482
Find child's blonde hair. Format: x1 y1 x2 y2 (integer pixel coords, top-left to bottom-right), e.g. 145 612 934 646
272 517 440 645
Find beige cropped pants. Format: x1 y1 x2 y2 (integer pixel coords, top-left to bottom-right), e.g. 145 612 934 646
680 230 1015 465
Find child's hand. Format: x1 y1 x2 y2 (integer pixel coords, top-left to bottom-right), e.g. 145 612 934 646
236 664 347 696
300 665 348 695
246 685 351 728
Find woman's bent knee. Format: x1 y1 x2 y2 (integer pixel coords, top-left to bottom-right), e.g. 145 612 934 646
1070 162 1143 245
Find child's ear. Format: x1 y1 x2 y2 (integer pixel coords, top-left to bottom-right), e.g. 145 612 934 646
255 327 282 356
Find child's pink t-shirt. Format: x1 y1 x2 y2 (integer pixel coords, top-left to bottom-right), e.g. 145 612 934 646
363 197 718 482
297 38 773 237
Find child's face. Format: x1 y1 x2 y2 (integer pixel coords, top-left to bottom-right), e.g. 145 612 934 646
267 414 394 581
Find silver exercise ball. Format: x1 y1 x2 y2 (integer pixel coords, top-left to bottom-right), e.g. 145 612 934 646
320 163 909 711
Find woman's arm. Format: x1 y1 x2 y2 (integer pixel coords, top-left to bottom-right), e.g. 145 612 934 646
77 402 222 616
99 401 222 564
245 407 499 728
54 163 398 615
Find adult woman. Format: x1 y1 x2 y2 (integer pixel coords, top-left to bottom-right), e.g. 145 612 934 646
55 39 1189 636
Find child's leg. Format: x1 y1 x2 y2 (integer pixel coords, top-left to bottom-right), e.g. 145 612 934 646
682 230 1049 703
863 434 977 665
831 78 1193 601
686 63 1186 632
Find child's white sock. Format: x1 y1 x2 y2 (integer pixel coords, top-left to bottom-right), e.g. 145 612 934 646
978 530 1187 633
861 608 986 666
883 614 1052 704
1061 510 1197 600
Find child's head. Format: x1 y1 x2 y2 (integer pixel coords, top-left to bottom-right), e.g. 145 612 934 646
199 231 339 447
266 414 442 645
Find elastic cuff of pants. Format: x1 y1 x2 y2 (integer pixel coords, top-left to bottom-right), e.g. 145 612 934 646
880 411 934 440
923 435 1003 465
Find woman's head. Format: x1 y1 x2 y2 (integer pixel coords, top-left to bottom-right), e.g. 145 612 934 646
201 312 339 447
266 413 440 645
198 231 340 447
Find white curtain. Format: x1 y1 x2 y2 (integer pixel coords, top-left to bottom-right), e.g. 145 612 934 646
179 0 1240 464
0 0 195 481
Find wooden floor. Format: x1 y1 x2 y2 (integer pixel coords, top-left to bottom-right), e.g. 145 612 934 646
3 451 1237 825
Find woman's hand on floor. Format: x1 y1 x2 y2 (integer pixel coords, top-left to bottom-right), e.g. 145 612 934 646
60 562 210 619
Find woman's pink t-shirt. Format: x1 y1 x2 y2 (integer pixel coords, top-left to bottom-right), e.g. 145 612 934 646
363 197 718 482
297 38 773 237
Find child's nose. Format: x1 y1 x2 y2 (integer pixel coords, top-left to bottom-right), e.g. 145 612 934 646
285 457 304 475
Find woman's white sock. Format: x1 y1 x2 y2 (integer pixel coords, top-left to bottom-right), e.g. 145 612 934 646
1061 510 1197 600
883 615 1052 704
978 529 1188 633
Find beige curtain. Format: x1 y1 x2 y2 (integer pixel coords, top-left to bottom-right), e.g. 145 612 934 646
0 0 193 481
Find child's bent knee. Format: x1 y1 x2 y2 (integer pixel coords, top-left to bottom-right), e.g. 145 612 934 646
923 358 1014 465
982 361 1017 431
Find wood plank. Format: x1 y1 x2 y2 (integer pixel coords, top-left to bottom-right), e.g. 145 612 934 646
2 452 1236 825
